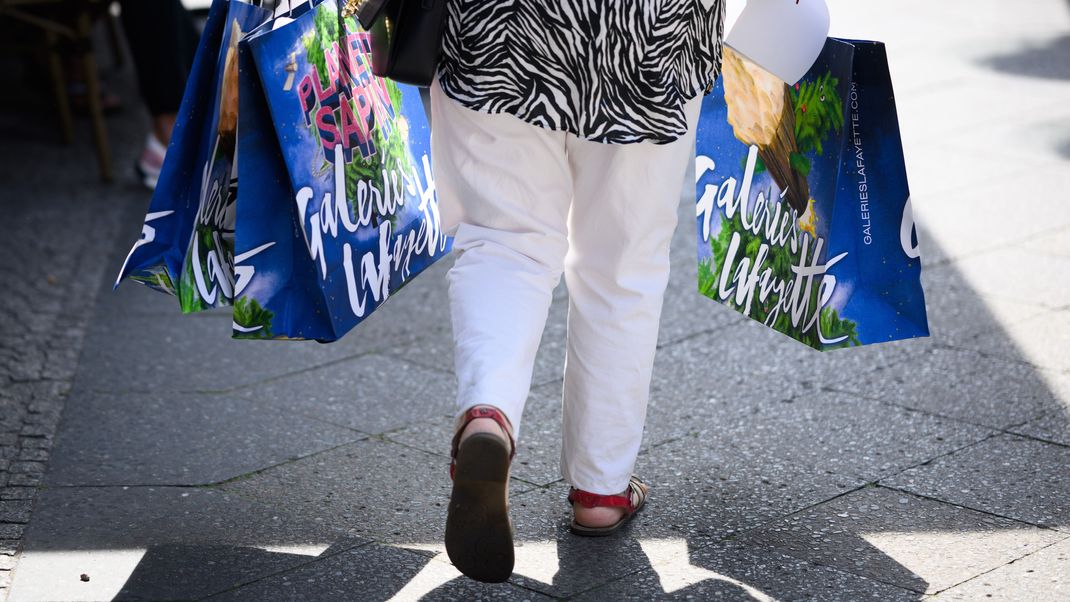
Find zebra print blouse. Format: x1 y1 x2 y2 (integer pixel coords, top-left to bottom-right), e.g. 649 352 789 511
435 0 727 145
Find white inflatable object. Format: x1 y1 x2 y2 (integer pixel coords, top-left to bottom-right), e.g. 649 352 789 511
725 0 831 85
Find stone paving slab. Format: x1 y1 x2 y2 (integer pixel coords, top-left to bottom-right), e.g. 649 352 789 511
736 485 1065 595
914 269 1047 346
942 249 1070 311
384 384 565 487
687 391 993 483
7 486 366 601
908 165 1070 268
0 57 155 595
967 309 1070 375
936 96 1070 168
83 216 457 398
1009 410 1070 448
630 435 866 545
219 438 537 550
207 542 553 601
904 138 1032 208
647 320 922 404
106 272 218 318
664 201 752 346
831 346 1064 430
41 390 363 487
643 366 797 449
474 439 866 598
301 433 867 599
384 294 570 392
1019 225 1070 259
895 73 1070 145
572 538 920 601
231 352 459 436
72 309 421 395
834 0 1070 46
935 535 1070 601
883 434 1070 533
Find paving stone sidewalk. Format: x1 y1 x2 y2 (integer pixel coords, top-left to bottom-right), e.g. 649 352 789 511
0 50 152 595
3 0 1070 600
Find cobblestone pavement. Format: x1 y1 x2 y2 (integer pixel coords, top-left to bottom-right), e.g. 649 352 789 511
0 49 149 595
3 0 1070 600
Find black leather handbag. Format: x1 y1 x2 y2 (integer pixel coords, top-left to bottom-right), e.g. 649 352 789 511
342 0 449 87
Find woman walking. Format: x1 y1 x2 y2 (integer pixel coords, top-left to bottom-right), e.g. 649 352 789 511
431 0 727 583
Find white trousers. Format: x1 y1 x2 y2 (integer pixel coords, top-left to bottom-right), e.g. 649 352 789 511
429 75 704 495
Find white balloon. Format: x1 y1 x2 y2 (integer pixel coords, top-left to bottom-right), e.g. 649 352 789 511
725 0 831 85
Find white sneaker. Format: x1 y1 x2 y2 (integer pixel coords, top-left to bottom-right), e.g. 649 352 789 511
135 132 167 190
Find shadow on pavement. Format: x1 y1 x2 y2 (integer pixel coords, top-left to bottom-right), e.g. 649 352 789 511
978 33 1070 82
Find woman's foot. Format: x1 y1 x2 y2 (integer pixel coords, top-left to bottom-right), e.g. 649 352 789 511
568 476 649 536
456 409 511 448
572 495 629 528
134 132 166 190
444 405 516 583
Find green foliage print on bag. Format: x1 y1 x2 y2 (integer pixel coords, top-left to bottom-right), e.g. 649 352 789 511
787 71 844 178
179 222 235 313
232 295 275 338
302 4 407 233
129 269 176 296
733 70 842 182
697 208 860 350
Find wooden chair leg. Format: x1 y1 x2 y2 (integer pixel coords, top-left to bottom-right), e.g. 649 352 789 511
45 29 74 145
77 9 114 182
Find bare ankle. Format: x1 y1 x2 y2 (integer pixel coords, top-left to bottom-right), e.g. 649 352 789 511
458 412 511 446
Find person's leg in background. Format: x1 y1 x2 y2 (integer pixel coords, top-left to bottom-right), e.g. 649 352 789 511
560 92 705 527
119 0 200 187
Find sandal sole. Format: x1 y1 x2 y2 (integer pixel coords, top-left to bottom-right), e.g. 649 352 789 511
569 519 628 537
444 433 514 583
569 504 644 537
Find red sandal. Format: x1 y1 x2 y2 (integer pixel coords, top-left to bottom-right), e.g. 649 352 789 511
444 405 517 583
567 475 649 537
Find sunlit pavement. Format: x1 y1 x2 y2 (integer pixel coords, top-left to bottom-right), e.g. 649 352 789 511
3 0 1070 599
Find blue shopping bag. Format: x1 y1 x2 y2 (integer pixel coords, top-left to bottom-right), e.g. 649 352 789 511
695 38 928 350
115 0 270 310
231 0 450 340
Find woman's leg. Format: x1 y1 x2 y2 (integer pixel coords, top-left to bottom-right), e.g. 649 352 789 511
429 75 574 444
560 92 705 514
119 0 199 126
119 0 199 188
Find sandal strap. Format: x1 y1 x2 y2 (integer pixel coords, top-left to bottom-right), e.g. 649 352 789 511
449 406 516 480
567 476 647 513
